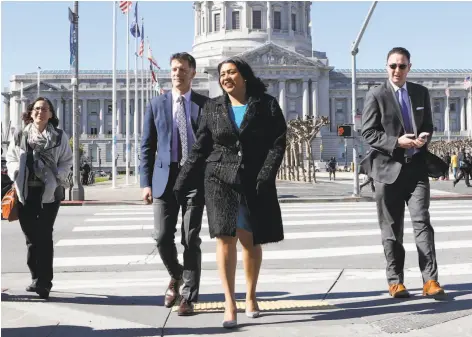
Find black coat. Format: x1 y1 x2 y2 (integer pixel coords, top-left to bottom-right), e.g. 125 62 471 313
174 93 287 245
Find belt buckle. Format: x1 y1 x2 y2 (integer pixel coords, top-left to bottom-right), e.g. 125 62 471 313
404 157 412 164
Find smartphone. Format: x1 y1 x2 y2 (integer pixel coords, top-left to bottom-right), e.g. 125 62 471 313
418 132 430 140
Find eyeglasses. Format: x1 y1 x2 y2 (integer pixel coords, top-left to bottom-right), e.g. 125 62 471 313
388 63 408 70
33 107 49 112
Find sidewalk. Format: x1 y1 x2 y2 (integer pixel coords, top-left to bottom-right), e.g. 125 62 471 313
60 173 472 206
2 269 471 336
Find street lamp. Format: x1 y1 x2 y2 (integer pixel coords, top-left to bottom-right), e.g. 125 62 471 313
350 1 378 197
98 147 102 171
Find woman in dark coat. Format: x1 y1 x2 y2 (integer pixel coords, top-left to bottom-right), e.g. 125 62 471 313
174 57 287 328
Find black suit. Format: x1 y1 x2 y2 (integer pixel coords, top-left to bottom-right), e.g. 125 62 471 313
361 80 440 285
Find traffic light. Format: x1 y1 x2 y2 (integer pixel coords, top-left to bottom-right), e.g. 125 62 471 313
337 124 352 137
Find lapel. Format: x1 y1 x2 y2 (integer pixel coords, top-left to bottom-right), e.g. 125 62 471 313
239 95 261 135
385 81 406 132
189 90 200 131
163 91 173 140
406 82 421 136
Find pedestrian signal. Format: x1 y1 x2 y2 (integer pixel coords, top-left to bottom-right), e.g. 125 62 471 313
337 124 352 137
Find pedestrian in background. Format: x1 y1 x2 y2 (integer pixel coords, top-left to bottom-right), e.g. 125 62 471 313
174 57 287 328
6 97 73 299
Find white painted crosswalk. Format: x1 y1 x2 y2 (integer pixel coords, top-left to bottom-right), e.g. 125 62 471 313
53 200 472 282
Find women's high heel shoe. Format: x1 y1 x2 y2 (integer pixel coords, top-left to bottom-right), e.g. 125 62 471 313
245 310 260 318
222 319 237 329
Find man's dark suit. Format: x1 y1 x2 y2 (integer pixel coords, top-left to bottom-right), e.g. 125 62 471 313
361 80 440 285
140 90 209 303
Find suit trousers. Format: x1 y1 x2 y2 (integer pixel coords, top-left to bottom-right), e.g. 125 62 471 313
152 163 204 303
374 157 438 285
18 186 60 289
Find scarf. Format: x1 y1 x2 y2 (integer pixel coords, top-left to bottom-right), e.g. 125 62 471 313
25 123 68 187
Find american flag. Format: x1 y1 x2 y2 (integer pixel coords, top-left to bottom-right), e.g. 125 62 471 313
138 23 144 57
147 44 160 69
119 1 132 14
465 76 471 89
445 87 450 97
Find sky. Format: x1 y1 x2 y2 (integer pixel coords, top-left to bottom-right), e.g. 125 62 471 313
1 0 472 92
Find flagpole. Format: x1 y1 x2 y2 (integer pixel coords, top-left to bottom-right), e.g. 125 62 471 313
125 6 130 185
469 74 472 138
446 88 450 142
133 11 139 184
112 1 117 188
140 17 144 135
37 66 41 97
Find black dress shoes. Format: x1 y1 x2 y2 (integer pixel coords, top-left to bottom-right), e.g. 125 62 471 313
164 278 183 308
36 286 51 300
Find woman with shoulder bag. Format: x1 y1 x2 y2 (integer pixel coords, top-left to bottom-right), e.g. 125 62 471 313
6 97 73 299
174 57 287 328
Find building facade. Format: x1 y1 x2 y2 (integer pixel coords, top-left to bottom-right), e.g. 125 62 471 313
2 1 472 170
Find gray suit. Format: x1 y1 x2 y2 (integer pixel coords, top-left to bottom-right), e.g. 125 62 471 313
361 80 438 285
140 90 209 303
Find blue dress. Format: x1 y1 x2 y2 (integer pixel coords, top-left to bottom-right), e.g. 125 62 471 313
229 105 253 233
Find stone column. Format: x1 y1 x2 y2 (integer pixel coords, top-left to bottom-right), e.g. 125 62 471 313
82 98 88 134
330 97 336 132
288 3 293 36
266 1 271 41
242 2 248 33
278 80 287 120
347 97 352 124
194 3 200 36
302 80 309 119
311 81 318 119
222 1 226 31
205 2 210 34
117 99 122 135
3 96 10 132
99 98 105 135
460 96 466 132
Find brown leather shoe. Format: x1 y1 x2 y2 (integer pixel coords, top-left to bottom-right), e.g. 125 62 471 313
389 283 410 298
177 298 195 316
164 278 182 308
423 280 446 299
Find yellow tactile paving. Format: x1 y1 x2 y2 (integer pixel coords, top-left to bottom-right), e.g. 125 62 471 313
172 300 336 312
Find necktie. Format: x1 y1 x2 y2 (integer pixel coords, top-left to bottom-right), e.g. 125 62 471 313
398 88 414 157
176 96 188 166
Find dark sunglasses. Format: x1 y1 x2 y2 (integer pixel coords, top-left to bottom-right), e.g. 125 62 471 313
388 63 408 70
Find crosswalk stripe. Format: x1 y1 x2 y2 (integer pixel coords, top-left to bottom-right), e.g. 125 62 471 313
100 200 472 212
61 225 472 246
81 215 472 225
92 209 472 217
53 239 472 267
48 263 472 290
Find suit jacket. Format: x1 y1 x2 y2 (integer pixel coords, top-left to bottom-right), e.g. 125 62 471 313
140 90 209 198
174 93 287 245
360 80 445 184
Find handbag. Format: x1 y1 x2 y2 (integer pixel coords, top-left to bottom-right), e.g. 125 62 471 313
2 186 19 222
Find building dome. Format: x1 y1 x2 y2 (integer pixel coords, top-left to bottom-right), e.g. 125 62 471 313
192 1 313 67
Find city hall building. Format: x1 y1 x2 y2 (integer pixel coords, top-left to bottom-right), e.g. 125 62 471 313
2 1 472 171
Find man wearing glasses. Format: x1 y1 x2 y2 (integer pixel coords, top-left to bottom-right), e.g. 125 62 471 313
361 47 445 300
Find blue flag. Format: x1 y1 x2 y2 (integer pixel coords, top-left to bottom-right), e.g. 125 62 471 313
69 8 77 67
130 2 140 38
